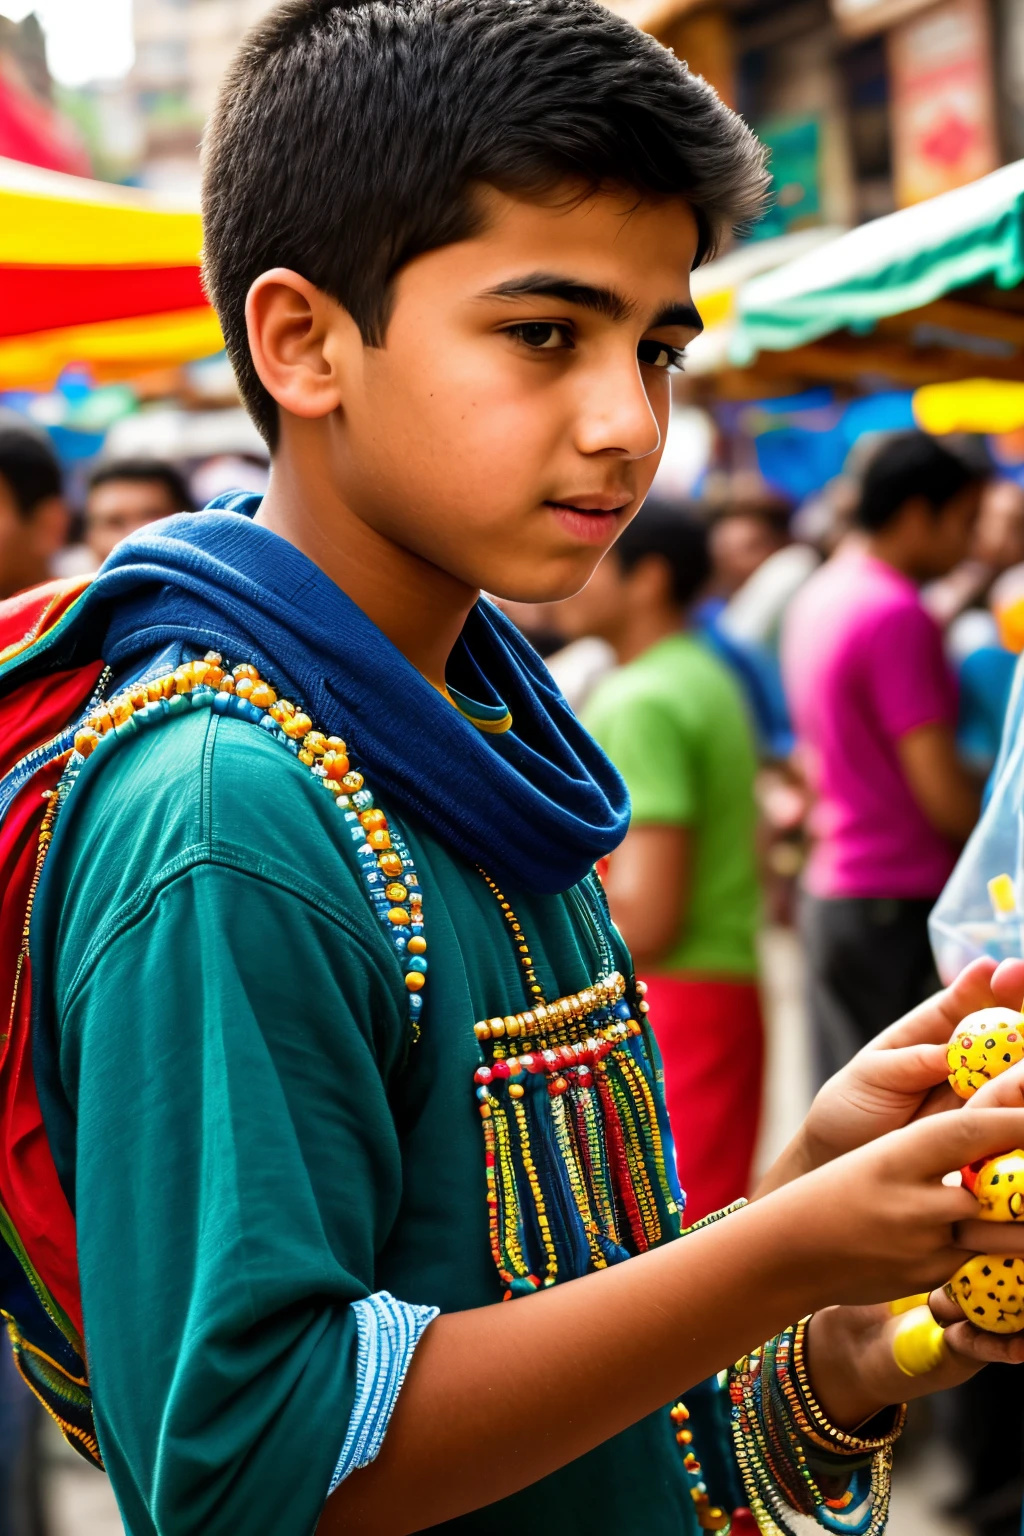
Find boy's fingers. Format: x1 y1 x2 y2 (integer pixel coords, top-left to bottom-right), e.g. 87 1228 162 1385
970 1062 1024 1110
863 1042 952 1094
991 959 1024 1011
939 1319 1024 1365
928 1287 963 1324
954 1219 1024 1253
901 1108 1024 1176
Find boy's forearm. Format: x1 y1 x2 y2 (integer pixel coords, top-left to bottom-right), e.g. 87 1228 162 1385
320 1202 812 1535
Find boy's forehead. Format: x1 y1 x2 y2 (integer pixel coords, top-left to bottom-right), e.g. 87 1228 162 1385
418 184 702 316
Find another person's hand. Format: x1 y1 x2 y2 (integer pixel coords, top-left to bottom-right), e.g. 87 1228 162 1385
758 956 1024 1195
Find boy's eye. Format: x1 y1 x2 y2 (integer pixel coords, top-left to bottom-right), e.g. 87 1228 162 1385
638 340 686 371
508 322 572 351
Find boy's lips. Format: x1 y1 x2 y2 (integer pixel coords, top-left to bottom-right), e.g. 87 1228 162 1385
545 495 630 545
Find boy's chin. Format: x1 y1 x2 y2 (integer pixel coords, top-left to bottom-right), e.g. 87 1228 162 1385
479 553 607 608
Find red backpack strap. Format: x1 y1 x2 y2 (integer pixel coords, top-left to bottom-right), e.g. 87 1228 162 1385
0 579 105 1465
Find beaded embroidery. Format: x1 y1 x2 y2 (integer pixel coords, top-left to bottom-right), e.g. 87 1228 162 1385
70 653 427 1039
471 881 682 1299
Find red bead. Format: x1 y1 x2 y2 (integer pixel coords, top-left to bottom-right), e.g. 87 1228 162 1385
474 1067 493 1085
491 1060 511 1080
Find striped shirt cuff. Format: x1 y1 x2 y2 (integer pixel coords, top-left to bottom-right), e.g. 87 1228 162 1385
328 1291 439 1494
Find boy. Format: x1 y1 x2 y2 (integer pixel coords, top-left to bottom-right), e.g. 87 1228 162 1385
558 504 763 1223
3 4 1024 1535
0 418 68 598
84 456 195 566
782 433 983 1085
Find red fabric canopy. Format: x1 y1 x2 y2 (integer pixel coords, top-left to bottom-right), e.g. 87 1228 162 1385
0 265 208 339
0 72 90 179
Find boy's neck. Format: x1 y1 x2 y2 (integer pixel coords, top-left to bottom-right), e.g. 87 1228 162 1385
255 461 478 693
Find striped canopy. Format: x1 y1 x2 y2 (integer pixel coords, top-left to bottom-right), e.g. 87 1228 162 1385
0 157 224 390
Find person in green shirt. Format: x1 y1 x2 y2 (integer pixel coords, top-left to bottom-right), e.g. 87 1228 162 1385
0 4 1022 1535
563 503 763 1223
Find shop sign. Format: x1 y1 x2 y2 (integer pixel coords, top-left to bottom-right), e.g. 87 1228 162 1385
888 0 999 207
750 117 822 241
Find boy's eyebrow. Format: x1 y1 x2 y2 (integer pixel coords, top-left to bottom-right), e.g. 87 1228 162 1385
480 271 703 332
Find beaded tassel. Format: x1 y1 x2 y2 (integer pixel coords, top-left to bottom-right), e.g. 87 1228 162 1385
473 917 682 1297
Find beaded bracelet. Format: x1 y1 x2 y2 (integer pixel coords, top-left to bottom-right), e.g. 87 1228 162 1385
729 1319 904 1536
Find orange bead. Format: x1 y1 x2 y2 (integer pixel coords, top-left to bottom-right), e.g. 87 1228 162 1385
204 651 223 666
128 684 148 709
270 698 294 720
360 809 387 832
405 972 426 992
379 853 403 878
386 883 408 902
341 770 364 791
304 731 327 756
74 727 100 757
388 907 410 925
232 663 259 681
234 677 255 699
173 667 193 695
205 665 224 688
249 682 277 710
111 697 134 725
367 829 392 851
189 660 211 684
326 736 347 753
283 712 312 739
407 936 427 955
217 674 236 694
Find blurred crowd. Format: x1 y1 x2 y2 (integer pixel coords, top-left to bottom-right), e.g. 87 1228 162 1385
1 414 1023 1535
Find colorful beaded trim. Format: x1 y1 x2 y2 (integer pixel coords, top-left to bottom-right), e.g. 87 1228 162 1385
471 877 681 1300
71 653 427 1039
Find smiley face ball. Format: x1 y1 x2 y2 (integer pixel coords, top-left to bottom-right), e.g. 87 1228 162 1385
948 1254 1024 1333
975 1151 1024 1222
947 1009 1024 1099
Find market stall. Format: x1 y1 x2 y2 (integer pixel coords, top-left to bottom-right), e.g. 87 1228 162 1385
0 156 223 390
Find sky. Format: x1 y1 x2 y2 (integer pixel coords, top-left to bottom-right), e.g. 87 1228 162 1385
0 0 134 88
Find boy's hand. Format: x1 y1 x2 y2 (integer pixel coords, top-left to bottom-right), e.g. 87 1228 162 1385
758 957 1024 1195
768 1109 1024 1309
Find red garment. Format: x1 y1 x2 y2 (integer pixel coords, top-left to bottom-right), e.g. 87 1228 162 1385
642 972 764 1227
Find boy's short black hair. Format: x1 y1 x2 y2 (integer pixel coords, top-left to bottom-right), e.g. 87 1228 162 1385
203 0 769 446
856 431 984 532
0 421 62 518
614 499 711 607
88 457 195 513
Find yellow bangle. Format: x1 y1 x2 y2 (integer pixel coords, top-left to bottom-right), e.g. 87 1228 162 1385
892 1306 947 1378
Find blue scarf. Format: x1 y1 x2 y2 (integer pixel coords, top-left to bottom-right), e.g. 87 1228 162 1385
28 494 628 895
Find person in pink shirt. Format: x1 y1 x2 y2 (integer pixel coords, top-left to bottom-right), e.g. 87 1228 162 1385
782 431 984 1085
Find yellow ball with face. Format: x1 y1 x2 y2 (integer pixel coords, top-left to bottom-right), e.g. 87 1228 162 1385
946 1008 1024 1099
948 1254 1024 1334
975 1151 1024 1223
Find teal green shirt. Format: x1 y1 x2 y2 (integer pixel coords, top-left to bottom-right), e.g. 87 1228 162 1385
31 705 723 1535
583 633 759 977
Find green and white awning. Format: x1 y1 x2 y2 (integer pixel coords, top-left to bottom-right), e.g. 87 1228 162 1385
732 158 1024 362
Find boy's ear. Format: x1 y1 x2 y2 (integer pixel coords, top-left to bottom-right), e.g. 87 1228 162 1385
245 268 362 421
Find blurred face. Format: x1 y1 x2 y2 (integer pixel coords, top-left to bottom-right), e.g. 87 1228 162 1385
974 479 1024 572
85 477 180 565
0 472 68 600
907 483 983 580
253 185 703 604
709 513 782 596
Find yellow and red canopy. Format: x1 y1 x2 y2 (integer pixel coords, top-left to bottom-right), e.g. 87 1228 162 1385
0 156 224 390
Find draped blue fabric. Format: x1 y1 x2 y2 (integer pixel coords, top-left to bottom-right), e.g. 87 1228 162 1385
15 494 630 894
